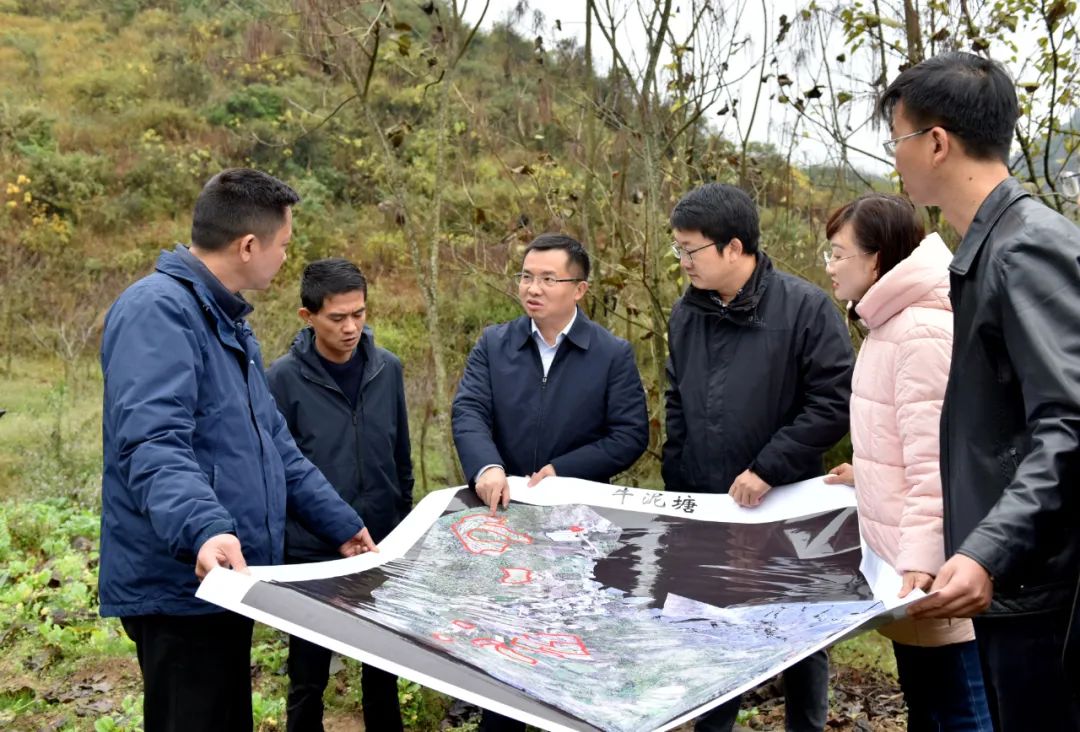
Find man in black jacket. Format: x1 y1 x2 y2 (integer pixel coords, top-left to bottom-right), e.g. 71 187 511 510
880 53 1080 728
452 233 649 732
267 258 413 732
664 183 854 731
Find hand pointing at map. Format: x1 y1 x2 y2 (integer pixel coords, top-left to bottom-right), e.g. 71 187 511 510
476 466 511 514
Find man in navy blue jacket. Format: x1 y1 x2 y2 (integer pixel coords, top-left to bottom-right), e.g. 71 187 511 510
100 169 376 732
452 233 649 732
453 233 649 511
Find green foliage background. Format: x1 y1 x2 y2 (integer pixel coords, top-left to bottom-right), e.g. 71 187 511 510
14 0 1075 727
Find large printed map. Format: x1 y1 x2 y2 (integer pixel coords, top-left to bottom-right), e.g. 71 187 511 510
198 478 912 732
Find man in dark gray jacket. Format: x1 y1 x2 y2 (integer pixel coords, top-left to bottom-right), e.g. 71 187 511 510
664 183 854 732
880 53 1080 729
267 258 413 732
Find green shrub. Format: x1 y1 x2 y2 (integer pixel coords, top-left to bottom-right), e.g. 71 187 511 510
23 148 110 221
69 67 149 114
206 84 284 125
0 99 54 151
120 99 207 141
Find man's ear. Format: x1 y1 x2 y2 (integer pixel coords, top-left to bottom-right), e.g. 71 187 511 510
574 280 589 302
931 127 950 166
727 237 745 258
237 234 258 263
298 307 312 323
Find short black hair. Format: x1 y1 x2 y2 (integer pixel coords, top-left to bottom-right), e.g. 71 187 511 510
301 258 368 312
523 233 590 280
876 52 1017 163
191 168 301 251
670 183 760 255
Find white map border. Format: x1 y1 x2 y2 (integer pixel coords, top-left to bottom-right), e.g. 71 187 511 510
198 476 921 731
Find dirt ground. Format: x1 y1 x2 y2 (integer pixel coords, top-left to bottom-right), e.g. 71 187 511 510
10 656 907 731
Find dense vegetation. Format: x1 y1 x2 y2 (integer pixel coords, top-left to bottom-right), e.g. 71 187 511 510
0 0 1076 728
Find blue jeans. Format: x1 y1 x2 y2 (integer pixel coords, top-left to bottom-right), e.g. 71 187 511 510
695 649 829 732
893 640 993 732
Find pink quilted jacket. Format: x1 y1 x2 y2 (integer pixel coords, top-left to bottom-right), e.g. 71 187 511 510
851 234 973 646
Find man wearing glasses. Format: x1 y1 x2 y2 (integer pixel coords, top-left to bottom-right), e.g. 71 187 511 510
453 233 649 516
663 183 854 732
878 53 1080 729
452 232 649 732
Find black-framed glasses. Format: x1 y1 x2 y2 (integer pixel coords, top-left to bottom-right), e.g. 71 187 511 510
670 241 714 263
514 273 584 288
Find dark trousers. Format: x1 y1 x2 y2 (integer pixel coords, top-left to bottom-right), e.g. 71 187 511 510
695 650 829 732
121 612 255 732
479 709 525 731
286 633 403 732
974 611 1080 732
893 640 993 731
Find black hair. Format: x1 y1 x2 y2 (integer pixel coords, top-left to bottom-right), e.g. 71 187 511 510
523 233 591 281
300 258 368 312
826 194 925 321
190 168 301 251
876 52 1018 163
670 183 760 255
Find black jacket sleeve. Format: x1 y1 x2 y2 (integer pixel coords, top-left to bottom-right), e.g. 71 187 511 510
957 235 1080 581
750 295 854 486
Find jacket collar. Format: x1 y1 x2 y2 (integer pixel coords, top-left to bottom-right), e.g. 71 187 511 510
290 325 381 388
514 307 593 351
156 246 254 354
165 245 253 321
855 233 953 329
682 252 773 327
950 177 1031 277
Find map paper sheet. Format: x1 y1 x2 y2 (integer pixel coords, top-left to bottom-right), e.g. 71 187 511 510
198 477 917 732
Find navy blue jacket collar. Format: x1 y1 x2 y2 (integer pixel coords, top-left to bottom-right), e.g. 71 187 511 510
163 244 253 321
512 307 593 351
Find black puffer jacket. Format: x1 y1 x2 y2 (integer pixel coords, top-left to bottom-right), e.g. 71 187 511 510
940 177 1080 624
662 253 854 493
267 327 414 559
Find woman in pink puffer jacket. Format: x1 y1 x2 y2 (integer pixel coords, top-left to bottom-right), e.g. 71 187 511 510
822 194 992 731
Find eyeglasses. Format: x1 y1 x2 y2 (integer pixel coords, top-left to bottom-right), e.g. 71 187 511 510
882 127 948 156
670 241 714 263
514 273 584 288
822 250 873 267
